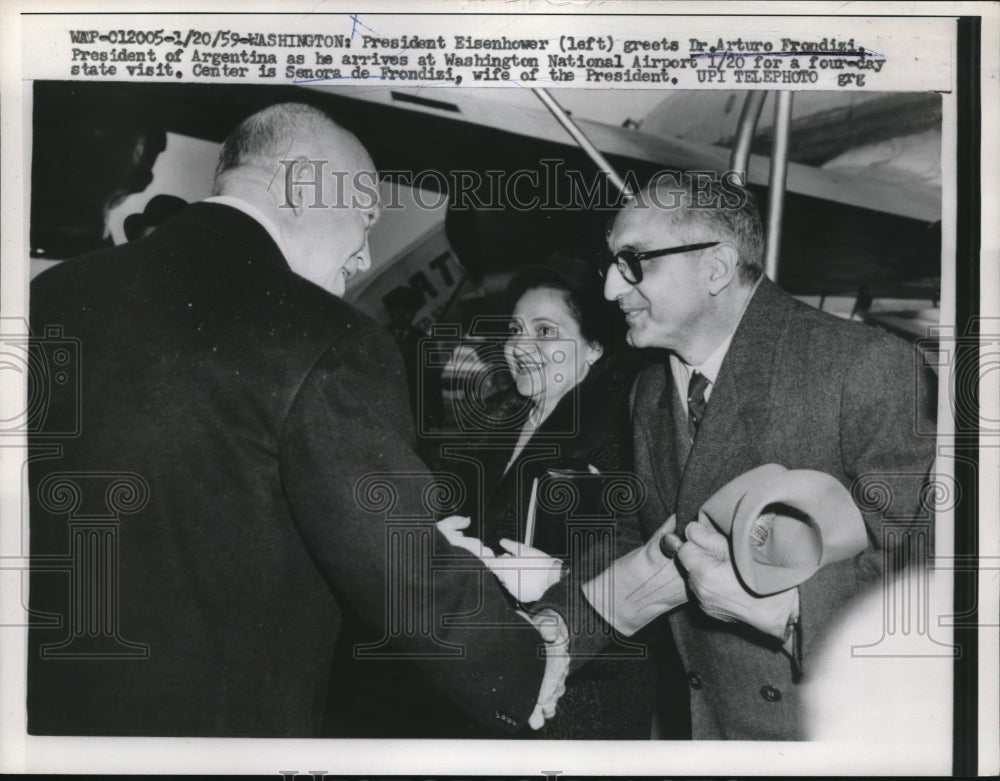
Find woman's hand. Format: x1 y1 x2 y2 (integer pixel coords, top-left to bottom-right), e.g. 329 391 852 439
436 518 565 603
488 539 565 604
435 515 495 559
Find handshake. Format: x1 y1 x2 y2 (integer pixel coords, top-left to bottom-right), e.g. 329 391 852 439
436 515 569 730
434 464 867 729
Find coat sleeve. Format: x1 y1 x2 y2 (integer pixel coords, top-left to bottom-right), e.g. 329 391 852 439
798 331 938 659
574 384 646 582
279 337 546 734
533 373 651 667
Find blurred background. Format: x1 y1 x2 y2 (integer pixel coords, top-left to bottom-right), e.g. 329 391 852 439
29 81 942 436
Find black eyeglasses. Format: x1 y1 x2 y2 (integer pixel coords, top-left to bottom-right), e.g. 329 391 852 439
605 241 720 285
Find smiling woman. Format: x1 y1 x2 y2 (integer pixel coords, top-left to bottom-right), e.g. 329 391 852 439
476 254 634 560
443 255 662 739
323 254 667 739
502 285 603 458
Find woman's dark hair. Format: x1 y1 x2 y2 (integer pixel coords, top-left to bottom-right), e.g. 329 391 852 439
503 251 627 352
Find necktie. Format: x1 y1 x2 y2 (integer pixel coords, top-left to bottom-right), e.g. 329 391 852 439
687 370 710 442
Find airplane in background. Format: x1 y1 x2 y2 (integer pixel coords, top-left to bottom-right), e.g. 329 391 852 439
311 84 941 340
28 81 943 429
28 81 942 400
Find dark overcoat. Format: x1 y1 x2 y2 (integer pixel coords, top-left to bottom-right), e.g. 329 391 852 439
27 202 544 737
628 277 938 739
474 359 656 739
544 277 937 740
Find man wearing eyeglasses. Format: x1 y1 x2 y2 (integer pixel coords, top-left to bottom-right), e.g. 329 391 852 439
542 174 937 740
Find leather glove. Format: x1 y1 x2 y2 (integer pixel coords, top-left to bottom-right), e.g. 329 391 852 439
677 514 799 639
517 608 570 730
487 539 565 604
581 514 688 636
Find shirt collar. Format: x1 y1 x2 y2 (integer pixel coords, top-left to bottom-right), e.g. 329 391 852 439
668 276 763 401
668 331 732 407
203 195 289 261
686 331 732 385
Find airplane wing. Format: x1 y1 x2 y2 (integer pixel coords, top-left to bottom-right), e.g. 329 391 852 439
306 84 940 222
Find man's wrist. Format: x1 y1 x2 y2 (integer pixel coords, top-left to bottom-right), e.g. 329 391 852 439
781 589 801 638
581 538 688 636
754 585 799 639
779 589 803 678
519 608 570 730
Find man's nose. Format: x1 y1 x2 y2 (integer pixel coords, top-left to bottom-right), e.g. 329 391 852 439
603 263 629 300
355 238 372 272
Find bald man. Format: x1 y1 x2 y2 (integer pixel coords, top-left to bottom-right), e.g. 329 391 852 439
28 103 563 737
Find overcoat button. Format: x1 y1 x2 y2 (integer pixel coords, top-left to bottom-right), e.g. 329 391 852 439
687 672 704 690
760 685 782 702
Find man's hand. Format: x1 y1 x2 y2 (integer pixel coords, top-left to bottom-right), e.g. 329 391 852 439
517 608 570 730
489 539 564 604
581 514 688 636
677 515 799 639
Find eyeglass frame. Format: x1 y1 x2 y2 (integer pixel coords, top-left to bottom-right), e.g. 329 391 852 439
604 241 721 285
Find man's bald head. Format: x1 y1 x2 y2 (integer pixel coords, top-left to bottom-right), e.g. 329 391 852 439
211 102 380 298
213 102 371 193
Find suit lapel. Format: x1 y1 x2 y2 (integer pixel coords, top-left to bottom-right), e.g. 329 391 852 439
675 279 791 533
634 362 687 537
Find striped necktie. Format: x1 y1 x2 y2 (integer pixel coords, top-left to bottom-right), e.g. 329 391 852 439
687 370 710 442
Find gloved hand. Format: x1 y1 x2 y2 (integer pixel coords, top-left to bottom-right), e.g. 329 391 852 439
437 519 564 603
435 515 495 559
487 539 565 604
517 608 570 730
677 514 799 639
581 514 688 636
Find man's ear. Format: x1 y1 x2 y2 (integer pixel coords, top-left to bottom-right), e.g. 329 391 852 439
706 243 740 295
282 156 312 217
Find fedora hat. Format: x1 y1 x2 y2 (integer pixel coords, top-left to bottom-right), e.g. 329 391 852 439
699 464 868 595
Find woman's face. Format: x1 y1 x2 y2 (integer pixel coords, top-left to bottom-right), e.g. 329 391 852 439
504 286 602 411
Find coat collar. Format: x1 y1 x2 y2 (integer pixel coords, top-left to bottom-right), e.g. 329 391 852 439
161 201 289 272
499 358 610 476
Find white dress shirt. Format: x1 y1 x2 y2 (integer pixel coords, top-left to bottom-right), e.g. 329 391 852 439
669 332 733 416
670 278 762 414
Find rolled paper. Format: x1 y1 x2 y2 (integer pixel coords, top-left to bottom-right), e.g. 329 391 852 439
523 477 539 547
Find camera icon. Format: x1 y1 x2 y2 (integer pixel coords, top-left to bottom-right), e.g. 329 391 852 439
0 324 80 437
418 317 583 439
917 317 998 441
418 318 523 437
